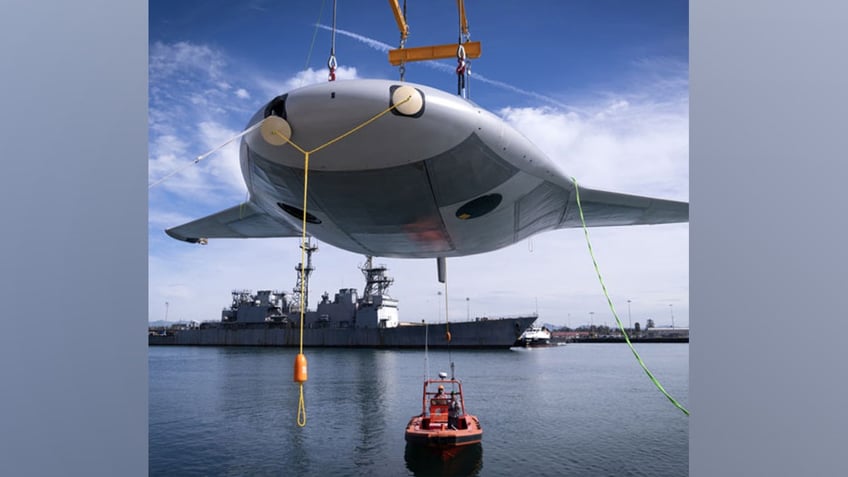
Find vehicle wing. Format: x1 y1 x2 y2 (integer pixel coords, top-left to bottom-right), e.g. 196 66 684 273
558 185 688 228
166 202 300 243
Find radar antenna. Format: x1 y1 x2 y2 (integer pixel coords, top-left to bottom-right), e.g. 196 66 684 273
291 238 318 312
360 256 394 305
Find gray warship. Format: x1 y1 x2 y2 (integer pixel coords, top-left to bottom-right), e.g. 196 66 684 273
149 242 536 348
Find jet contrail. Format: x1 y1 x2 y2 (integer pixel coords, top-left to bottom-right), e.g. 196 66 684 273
316 24 582 114
317 25 393 53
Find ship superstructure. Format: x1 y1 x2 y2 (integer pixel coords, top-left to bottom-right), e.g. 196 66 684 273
514 325 553 347
151 243 536 348
219 245 401 330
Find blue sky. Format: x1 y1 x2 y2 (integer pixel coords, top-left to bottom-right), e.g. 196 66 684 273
149 0 689 329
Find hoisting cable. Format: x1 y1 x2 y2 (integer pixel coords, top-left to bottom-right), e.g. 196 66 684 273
456 0 471 98
327 0 338 81
265 94 414 426
571 177 690 416
456 43 467 97
465 53 471 98
389 0 410 81
424 320 430 381
443 280 453 370
399 0 407 81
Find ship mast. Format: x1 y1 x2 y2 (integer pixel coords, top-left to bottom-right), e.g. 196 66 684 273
291 238 318 313
360 255 394 304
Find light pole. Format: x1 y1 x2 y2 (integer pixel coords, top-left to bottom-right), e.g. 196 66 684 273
589 311 594 328
466 297 470 321
437 291 442 322
669 304 675 328
164 301 169 322
627 299 632 330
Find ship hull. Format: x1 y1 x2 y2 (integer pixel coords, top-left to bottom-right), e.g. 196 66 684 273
149 316 536 349
514 339 554 348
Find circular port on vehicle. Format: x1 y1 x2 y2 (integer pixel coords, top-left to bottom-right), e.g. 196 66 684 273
455 194 502 220
278 202 322 224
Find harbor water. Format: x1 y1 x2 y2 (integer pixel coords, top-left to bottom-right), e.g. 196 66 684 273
149 344 688 476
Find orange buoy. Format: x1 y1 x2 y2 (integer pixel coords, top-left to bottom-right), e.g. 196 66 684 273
294 353 308 383
445 331 452 342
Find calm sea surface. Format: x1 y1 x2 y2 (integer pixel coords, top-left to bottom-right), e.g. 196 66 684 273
149 344 688 476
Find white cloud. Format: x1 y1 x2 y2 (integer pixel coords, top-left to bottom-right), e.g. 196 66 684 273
148 42 358 200
195 120 249 193
254 66 360 98
500 94 688 199
148 209 199 230
285 65 359 89
148 42 271 203
149 41 226 83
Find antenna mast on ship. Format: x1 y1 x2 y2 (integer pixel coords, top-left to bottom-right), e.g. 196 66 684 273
291 238 318 313
360 256 394 304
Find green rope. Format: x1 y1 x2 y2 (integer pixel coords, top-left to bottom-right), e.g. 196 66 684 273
303 0 327 70
571 177 690 416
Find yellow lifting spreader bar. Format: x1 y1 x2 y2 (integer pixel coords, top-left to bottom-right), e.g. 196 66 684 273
388 41 481 65
387 0 481 65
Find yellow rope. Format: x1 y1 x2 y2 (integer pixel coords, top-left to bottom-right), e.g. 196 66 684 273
299 151 310 358
308 100 409 154
297 384 307 426
267 95 412 427
295 151 310 428
303 0 327 70
571 177 689 416
150 94 410 191
152 91 413 428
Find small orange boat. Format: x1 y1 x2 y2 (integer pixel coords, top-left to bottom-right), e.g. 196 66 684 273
404 375 483 448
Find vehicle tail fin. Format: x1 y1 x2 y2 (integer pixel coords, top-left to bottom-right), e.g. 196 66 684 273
558 186 689 228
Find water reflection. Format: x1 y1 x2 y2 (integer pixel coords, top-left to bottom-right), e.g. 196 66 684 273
151 346 688 476
404 443 483 477
353 351 386 465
